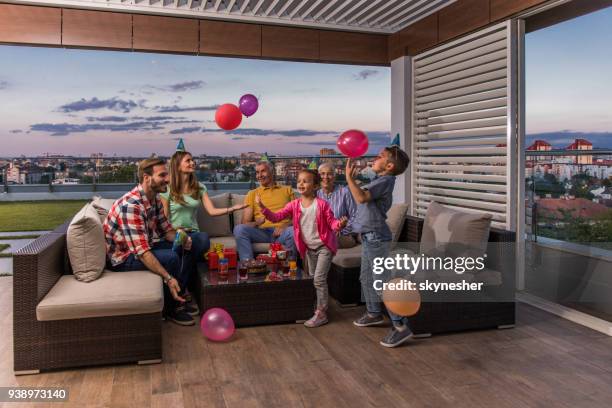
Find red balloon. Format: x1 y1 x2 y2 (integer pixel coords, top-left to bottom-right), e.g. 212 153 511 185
337 129 369 158
215 103 242 130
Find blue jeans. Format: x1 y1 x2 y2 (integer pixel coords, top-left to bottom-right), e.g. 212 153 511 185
233 224 296 260
360 232 409 327
109 240 193 314
187 231 210 264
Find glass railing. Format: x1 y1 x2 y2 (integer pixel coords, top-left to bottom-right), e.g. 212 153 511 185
524 148 612 323
525 149 612 251
0 154 378 198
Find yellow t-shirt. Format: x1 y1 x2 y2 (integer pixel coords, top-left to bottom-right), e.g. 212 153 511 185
245 184 295 229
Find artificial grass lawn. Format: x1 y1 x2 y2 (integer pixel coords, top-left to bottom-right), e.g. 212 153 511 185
0 200 87 232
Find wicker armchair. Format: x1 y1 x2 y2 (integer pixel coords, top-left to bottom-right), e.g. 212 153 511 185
329 215 516 336
403 215 516 336
12 222 162 374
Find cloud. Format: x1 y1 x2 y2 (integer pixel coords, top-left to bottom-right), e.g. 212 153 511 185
169 126 202 134
354 69 379 81
10 129 22 134
155 104 219 113
59 97 140 113
202 127 337 137
30 121 165 136
141 80 205 94
296 141 337 146
166 81 205 92
86 116 129 122
85 115 188 123
0 80 8 90
139 116 184 121
295 131 391 147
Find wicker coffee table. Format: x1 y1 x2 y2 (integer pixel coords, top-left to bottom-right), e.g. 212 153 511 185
193 263 316 327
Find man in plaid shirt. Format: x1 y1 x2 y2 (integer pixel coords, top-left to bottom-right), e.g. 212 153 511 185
104 157 198 326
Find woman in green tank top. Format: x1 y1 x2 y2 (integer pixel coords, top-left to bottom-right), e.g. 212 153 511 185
160 150 246 263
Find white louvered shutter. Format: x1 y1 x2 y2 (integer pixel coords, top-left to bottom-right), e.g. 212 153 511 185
411 22 518 231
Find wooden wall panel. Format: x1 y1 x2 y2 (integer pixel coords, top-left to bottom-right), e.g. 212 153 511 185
200 20 261 57
490 0 547 22
438 0 490 43
0 4 61 45
388 32 405 61
63 9 131 49
402 13 438 56
261 26 319 60
320 31 387 65
133 15 198 54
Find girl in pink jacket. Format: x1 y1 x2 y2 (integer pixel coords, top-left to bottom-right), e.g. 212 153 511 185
257 169 347 327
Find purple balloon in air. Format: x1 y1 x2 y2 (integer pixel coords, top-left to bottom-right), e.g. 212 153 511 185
239 94 259 117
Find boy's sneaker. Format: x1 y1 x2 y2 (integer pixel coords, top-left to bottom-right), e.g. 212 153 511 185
353 313 385 327
167 309 195 326
304 310 328 328
380 326 413 348
178 303 199 317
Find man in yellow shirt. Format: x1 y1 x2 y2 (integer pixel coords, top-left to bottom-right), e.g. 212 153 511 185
234 160 296 260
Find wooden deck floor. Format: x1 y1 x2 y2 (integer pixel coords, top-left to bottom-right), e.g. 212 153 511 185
1 276 611 408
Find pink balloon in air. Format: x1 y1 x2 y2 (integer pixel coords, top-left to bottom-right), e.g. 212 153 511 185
200 308 235 341
337 129 369 158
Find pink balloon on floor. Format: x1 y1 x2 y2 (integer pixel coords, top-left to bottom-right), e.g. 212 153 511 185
337 129 369 158
200 308 235 341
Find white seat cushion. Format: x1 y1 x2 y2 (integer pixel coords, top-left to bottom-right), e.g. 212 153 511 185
196 193 232 237
208 237 268 255
332 245 363 269
37 271 163 321
210 236 237 248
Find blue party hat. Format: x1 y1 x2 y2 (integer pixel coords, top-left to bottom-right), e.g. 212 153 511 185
176 138 185 152
390 133 400 147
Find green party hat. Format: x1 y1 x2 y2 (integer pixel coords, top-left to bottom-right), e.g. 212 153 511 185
260 152 269 162
308 159 318 170
176 138 185 152
390 133 400 147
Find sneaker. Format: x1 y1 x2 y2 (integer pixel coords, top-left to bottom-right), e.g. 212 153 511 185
380 326 413 348
167 310 195 326
353 313 385 327
304 310 328 328
177 303 199 317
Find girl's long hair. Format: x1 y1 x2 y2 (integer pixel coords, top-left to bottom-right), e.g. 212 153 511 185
169 151 201 205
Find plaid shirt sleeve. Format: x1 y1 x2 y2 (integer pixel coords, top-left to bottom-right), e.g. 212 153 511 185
119 202 151 256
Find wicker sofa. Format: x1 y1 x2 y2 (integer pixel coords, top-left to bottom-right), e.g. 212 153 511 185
12 192 260 374
328 214 516 336
13 218 164 375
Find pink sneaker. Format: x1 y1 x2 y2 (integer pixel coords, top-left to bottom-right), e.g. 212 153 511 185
304 310 328 328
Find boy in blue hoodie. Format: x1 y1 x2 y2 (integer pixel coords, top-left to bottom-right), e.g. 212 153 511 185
345 145 412 347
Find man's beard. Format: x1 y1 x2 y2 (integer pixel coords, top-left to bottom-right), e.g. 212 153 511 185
151 180 167 194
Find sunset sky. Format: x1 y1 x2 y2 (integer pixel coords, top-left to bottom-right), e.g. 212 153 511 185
0 47 390 157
